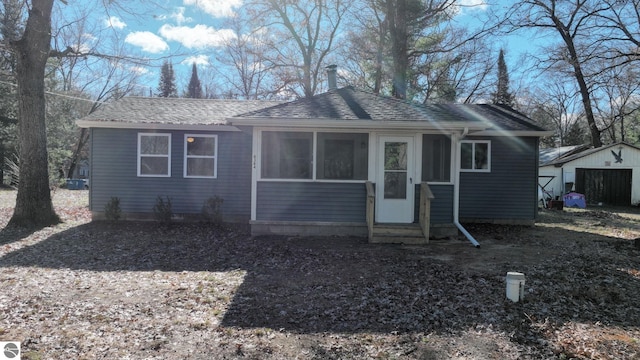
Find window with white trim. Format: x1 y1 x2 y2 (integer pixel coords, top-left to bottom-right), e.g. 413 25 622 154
260 131 369 180
262 131 313 179
460 140 490 172
138 133 171 177
184 134 218 178
316 132 368 180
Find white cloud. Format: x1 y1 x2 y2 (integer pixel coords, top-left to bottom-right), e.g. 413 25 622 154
182 55 211 66
458 0 488 10
183 0 243 18
171 7 193 24
159 24 236 49
105 16 127 29
125 31 169 53
130 66 150 75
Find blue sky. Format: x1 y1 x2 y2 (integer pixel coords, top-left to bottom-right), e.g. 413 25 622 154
59 0 544 95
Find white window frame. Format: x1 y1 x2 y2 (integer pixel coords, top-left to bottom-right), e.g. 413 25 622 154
183 134 218 178
460 140 491 172
137 133 171 177
258 129 370 183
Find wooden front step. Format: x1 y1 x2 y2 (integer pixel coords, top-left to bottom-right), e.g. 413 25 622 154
370 223 427 244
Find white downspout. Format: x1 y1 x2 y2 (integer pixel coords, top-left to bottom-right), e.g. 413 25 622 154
454 127 480 248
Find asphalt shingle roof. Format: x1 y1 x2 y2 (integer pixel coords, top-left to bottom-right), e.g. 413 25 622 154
79 87 547 133
235 87 547 132
81 97 283 125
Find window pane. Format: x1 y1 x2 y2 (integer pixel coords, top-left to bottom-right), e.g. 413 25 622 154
140 157 168 175
475 143 489 169
187 136 216 156
422 134 451 182
323 139 354 179
187 158 215 177
262 132 312 179
280 139 311 178
385 142 407 170
461 142 473 169
141 136 169 155
384 172 407 199
317 133 368 180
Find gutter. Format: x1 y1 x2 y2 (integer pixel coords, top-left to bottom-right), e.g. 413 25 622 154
454 127 481 248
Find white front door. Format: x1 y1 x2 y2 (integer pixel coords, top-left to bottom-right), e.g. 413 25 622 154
376 136 415 223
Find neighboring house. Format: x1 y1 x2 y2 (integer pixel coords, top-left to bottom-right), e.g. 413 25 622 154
539 142 640 206
76 79 550 244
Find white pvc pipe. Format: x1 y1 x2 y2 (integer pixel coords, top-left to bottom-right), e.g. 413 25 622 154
453 128 480 248
455 221 480 248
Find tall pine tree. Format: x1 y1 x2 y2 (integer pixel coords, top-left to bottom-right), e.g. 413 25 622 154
492 49 514 107
186 63 202 99
157 60 177 97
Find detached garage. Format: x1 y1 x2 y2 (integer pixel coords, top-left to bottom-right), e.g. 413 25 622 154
539 142 640 206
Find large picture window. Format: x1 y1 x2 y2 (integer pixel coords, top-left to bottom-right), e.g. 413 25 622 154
138 133 171 177
422 134 451 182
262 132 313 179
461 140 490 172
260 131 369 180
316 133 368 180
184 134 217 178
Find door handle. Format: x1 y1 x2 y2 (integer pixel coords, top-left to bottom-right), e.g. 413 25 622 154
410 177 413 184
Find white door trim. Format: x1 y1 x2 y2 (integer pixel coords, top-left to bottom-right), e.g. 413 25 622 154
375 135 416 223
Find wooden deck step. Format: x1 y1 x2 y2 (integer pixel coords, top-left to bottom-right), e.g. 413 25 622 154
370 223 427 244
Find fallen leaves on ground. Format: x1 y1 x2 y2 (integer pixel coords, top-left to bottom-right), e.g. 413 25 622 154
0 189 639 359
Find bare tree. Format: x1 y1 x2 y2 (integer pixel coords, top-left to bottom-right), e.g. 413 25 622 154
8 0 60 227
503 0 612 147
591 60 640 143
240 0 348 98
520 76 587 147
50 10 142 179
6 0 148 227
211 19 281 100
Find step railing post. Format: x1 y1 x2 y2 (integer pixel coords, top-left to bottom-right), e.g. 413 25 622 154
365 181 375 241
419 182 435 243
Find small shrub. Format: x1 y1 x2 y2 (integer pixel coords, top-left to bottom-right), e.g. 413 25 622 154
104 197 122 221
201 196 224 224
153 196 173 224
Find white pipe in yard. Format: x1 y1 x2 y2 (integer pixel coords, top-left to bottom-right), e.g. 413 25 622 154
454 127 480 248
455 221 480 248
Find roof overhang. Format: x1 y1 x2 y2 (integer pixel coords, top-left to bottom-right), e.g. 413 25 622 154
76 120 240 132
469 130 555 137
229 117 489 131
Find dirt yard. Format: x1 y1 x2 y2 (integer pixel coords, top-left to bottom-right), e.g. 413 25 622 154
1 189 639 359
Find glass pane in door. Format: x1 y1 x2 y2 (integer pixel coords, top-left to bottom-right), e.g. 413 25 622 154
384 172 407 199
385 142 407 170
384 142 408 199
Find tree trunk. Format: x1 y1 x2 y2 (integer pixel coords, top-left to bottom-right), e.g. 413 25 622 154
8 0 60 228
388 0 408 99
549 8 603 148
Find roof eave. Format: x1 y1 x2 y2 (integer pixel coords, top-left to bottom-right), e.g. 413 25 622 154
76 120 240 132
229 118 488 130
470 130 555 137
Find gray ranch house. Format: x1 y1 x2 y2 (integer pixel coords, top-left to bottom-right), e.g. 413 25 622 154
77 84 550 245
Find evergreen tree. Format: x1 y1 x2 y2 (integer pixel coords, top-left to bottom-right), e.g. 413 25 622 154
157 60 177 98
492 49 514 107
186 63 202 99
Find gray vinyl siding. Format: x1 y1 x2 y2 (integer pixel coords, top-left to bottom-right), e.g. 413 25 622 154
459 136 538 221
89 127 253 220
414 184 454 224
256 182 366 222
